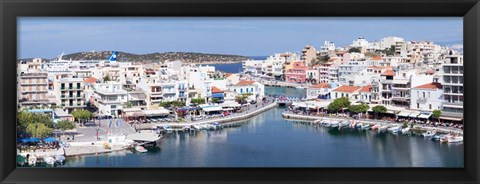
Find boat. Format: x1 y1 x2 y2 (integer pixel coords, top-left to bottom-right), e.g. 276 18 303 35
16 155 26 166
349 121 357 128
388 126 401 134
211 122 222 130
361 124 371 130
355 123 363 129
182 125 191 132
192 125 202 130
135 145 148 153
163 125 174 133
55 155 66 165
448 136 463 143
295 86 305 89
43 156 55 166
28 155 37 166
401 127 411 134
371 125 380 131
339 121 350 128
320 120 330 127
432 134 447 141
422 130 436 137
329 121 339 128
378 125 388 132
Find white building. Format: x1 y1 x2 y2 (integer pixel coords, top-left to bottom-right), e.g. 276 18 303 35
306 83 330 100
228 80 265 102
93 82 128 117
410 82 443 111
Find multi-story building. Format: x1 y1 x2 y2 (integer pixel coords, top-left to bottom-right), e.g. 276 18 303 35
410 82 443 111
285 62 307 83
338 60 368 84
305 68 320 84
54 78 86 113
306 83 330 100
228 80 265 102
441 55 463 122
92 82 128 117
301 45 317 66
18 72 54 108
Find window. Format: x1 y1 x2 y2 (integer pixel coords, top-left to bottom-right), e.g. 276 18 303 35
429 104 432 109
251 88 254 93
417 103 420 108
423 92 425 98
428 92 430 98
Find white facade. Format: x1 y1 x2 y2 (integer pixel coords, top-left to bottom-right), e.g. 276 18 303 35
410 83 443 111
93 82 128 117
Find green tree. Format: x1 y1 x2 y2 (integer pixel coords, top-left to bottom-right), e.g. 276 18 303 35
56 120 75 131
348 47 361 53
71 110 93 125
159 100 184 121
327 97 351 113
372 105 387 119
122 102 133 108
384 45 396 56
348 103 370 117
432 109 442 123
103 74 111 82
190 98 206 105
235 93 253 104
17 111 54 132
26 123 52 138
211 98 220 103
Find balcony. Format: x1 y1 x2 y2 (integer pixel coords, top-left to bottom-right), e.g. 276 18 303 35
443 101 463 107
417 97 427 104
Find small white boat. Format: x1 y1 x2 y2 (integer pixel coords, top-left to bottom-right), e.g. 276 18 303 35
378 125 388 132
43 156 55 166
371 124 380 131
320 120 330 127
329 121 339 128
135 145 148 153
295 86 305 89
401 127 411 134
422 130 436 137
211 122 221 130
28 156 37 166
192 125 202 130
55 155 65 165
163 125 174 133
361 124 371 130
388 126 401 134
339 121 350 128
448 136 463 143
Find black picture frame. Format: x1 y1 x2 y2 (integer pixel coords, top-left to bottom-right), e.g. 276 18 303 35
1 0 479 183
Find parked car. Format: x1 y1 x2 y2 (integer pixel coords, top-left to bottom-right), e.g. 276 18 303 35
250 100 257 104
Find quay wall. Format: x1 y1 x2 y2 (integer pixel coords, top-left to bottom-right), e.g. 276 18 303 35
282 112 464 135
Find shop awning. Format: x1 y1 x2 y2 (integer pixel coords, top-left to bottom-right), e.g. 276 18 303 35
439 116 463 121
222 108 234 111
212 93 224 98
143 108 171 116
397 111 411 117
417 113 431 119
200 105 223 112
408 112 420 118
220 101 241 108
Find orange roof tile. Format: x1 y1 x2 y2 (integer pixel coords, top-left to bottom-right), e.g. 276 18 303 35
371 56 382 60
381 70 395 76
226 73 233 77
83 77 97 83
236 80 256 86
413 82 442 89
333 86 362 93
310 83 330 89
211 86 224 93
360 85 372 93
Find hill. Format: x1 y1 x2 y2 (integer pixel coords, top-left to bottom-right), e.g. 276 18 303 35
18 51 250 64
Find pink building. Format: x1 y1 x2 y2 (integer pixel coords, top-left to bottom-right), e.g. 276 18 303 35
285 62 307 83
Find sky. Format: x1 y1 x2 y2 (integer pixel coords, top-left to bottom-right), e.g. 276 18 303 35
18 17 462 59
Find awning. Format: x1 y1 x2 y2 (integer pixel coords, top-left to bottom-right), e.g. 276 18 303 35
408 112 420 118
417 113 431 119
392 80 409 84
201 105 223 112
143 109 171 116
397 111 411 117
220 101 241 108
222 108 234 111
212 93 224 98
439 116 463 121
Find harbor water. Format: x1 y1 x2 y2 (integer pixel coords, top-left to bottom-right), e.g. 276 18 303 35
60 87 464 168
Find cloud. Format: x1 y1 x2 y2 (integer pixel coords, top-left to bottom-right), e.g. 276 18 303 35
450 44 463 50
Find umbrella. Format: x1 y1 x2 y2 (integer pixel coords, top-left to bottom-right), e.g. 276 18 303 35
17 138 28 143
28 137 41 142
43 137 56 143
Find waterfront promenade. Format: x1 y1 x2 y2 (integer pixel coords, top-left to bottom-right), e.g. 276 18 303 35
282 111 464 135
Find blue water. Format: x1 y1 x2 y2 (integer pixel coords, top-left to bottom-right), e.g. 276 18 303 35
209 56 266 73
60 87 464 168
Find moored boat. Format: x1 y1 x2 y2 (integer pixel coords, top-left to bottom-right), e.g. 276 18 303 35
371 124 380 131
135 145 148 153
361 124 371 130
44 156 55 166
448 136 463 143
422 130 436 137
378 125 388 133
55 155 65 165
388 126 401 134
28 155 37 166
401 127 411 134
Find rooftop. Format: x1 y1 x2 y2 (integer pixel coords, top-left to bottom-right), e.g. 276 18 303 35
333 85 362 93
236 80 256 86
381 70 395 77
309 83 330 89
413 82 442 90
